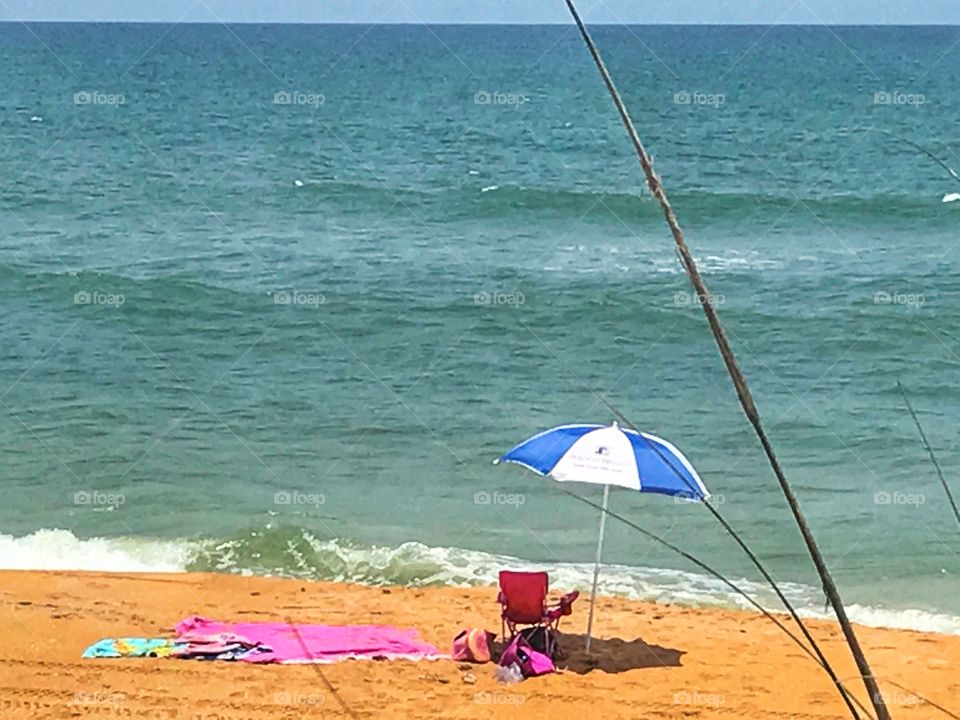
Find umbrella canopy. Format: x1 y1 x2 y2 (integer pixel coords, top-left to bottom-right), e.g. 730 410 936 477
495 421 709 652
496 421 709 500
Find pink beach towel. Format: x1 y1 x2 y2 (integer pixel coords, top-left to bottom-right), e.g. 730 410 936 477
175 616 445 664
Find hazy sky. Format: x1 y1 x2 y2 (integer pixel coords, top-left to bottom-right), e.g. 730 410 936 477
2 0 959 25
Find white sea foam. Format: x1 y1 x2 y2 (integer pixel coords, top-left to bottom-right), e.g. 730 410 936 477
0 529 197 573
543 246 787 276
811 604 960 635
2 529 958 635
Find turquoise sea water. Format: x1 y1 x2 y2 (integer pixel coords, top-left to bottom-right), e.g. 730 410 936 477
2 23 960 633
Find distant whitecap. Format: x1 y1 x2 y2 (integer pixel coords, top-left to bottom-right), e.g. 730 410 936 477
942 192 960 203
480 184 499 192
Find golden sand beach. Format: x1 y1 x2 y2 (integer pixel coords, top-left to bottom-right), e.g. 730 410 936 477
1 570 957 719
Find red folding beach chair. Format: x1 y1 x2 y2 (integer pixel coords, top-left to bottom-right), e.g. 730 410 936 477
497 570 579 655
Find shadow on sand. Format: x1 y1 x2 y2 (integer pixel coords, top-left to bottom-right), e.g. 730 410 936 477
555 634 685 674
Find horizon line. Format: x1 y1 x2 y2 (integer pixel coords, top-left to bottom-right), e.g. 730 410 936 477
0 20 958 27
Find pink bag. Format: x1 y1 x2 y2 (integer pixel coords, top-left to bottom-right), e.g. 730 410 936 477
499 633 556 677
451 628 495 663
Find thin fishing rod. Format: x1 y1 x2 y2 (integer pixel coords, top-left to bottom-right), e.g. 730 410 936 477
897 380 960 528
574 482 952 720
561 3 890 718
286 617 360 720
873 128 960 185
562 488 875 720
596 400 862 720
876 677 960 720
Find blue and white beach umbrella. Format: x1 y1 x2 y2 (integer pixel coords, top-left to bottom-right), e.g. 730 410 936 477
495 421 709 650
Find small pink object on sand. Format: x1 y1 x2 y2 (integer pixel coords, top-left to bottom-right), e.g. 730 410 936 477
174 616 445 664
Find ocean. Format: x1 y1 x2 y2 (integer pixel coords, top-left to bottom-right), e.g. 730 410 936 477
1 22 960 634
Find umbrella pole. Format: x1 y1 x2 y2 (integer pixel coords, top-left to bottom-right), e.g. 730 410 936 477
585 483 609 653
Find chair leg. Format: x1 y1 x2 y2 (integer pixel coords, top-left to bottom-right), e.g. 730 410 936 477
546 620 560 657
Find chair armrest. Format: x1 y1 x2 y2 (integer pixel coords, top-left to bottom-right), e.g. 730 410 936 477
542 590 580 621
559 590 579 615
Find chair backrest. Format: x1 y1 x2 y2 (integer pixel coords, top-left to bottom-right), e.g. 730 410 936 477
499 570 548 624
